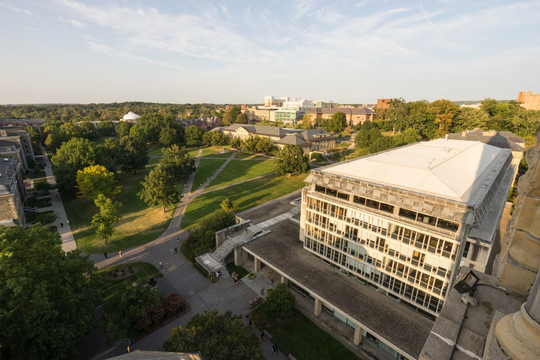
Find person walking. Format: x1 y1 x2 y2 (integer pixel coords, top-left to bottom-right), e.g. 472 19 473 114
104 252 108 259
159 261 163 271
119 250 123 258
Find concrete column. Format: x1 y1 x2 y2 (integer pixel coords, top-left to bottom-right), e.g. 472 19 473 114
280 276 288 285
495 271 540 359
254 257 261 272
353 325 364 345
233 247 240 266
314 298 322 316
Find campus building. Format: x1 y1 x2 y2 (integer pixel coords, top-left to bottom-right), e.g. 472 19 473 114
299 138 514 317
517 90 540 111
0 158 26 226
0 127 35 170
305 107 375 127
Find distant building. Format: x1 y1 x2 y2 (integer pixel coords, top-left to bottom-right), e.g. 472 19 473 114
0 118 45 130
517 91 540 110
0 127 35 170
120 111 140 124
0 158 25 226
305 107 375 127
221 124 336 155
177 116 221 131
274 129 337 155
376 98 392 110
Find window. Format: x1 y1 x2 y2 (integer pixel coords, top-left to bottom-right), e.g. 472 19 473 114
399 208 417 220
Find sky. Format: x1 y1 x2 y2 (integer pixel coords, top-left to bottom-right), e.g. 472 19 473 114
1 0 539 105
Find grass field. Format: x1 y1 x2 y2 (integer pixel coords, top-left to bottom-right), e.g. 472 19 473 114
204 159 275 191
191 159 227 191
257 304 359 360
65 167 177 253
98 262 162 303
181 173 307 229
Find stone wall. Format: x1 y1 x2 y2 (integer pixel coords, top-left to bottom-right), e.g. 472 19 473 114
494 126 540 295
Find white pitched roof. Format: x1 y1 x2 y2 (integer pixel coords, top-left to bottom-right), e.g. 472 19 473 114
321 139 510 205
122 111 140 120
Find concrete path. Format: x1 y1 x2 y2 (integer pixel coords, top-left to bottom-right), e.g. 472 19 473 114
39 150 77 252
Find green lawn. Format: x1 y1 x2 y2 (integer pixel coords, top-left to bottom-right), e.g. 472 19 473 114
147 145 163 157
186 147 201 157
97 262 162 303
204 159 274 191
202 151 232 159
257 304 360 360
181 173 307 229
192 159 227 191
65 167 178 253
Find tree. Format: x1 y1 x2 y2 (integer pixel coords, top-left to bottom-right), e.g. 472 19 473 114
230 137 242 149
429 99 460 137
160 144 195 178
323 112 347 133
76 165 121 200
299 113 314 129
235 112 248 124
164 310 264 360
186 209 236 252
115 121 132 137
91 194 121 244
265 283 295 319
185 125 204 146
97 120 116 136
116 136 149 173
0 225 103 359
369 136 396 153
220 198 233 212
255 137 274 154
51 137 98 193
274 145 309 175
138 166 179 212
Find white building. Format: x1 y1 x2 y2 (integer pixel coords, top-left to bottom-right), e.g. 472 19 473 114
299 139 514 317
121 111 140 124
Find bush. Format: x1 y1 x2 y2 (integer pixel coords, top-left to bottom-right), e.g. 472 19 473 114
161 292 187 317
35 180 53 191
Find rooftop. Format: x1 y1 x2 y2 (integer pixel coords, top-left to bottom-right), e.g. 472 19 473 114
315 139 511 205
243 217 433 358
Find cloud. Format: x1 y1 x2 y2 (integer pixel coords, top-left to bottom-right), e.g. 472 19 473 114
59 16 84 28
0 3 39 18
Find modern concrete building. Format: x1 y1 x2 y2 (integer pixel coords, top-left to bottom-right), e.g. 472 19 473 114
299 139 514 318
0 158 26 226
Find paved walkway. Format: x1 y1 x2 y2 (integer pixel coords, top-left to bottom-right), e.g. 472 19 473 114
37 150 77 252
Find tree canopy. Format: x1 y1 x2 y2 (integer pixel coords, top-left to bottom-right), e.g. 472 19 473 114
185 125 204 146
160 144 195 179
91 194 121 244
51 137 99 193
0 225 103 359
265 283 296 319
76 164 121 200
138 165 179 212
274 145 309 175
163 310 264 360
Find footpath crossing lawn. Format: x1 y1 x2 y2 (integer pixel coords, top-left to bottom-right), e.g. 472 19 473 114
181 173 307 229
192 159 227 191
204 159 275 191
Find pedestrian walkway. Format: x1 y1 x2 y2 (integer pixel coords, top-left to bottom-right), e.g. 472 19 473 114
41 150 77 252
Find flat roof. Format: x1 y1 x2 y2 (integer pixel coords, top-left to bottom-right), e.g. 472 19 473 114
316 139 511 205
243 219 432 358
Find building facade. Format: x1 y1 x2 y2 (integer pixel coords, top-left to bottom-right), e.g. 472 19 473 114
299 139 514 317
0 158 25 226
305 107 375 127
517 91 540 110
0 127 35 170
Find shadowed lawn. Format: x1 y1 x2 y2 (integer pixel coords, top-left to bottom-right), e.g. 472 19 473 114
181 173 307 229
204 159 275 191
65 167 179 253
256 304 360 360
192 159 227 191
200 146 228 157
98 262 162 303
202 151 232 159
147 145 163 157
